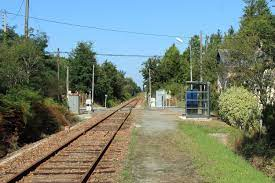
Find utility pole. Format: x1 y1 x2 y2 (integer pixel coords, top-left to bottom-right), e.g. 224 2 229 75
57 48 60 101
57 48 60 82
66 66 69 97
92 64 95 104
148 68 152 107
189 42 193 90
1 10 7 43
205 35 209 53
24 0 29 38
200 31 203 82
2 10 7 33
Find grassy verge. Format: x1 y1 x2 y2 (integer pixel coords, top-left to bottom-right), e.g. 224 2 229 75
120 127 138 183
177 120 273 183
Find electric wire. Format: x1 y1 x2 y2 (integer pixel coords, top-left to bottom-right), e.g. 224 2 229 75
5 11 187 39
46 51 163 58
9 0 25 21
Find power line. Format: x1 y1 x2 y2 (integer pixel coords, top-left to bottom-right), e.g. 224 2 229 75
5 11 187 39
46 51 162 58
96 53 162 58
10 0 25 21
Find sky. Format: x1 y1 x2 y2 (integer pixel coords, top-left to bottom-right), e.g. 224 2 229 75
1 0 274 87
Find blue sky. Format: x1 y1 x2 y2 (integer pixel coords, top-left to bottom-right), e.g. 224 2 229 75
1 0 274 86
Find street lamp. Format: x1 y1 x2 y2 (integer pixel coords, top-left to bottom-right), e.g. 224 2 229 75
176 37 183 43
104 94 108 108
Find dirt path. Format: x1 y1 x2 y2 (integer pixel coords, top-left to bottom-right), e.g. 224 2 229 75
126 109 202 183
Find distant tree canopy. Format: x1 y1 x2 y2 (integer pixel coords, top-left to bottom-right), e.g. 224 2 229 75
69 42 141 106
0 25 140 156
141 0 274 136
0 27 140 106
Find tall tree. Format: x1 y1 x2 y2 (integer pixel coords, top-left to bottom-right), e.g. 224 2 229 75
69 42 97 93
222 0 275 136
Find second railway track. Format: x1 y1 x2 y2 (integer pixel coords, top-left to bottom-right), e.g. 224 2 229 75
5 98 139 183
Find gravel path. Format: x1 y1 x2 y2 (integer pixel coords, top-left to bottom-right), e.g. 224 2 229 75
127 108 203 183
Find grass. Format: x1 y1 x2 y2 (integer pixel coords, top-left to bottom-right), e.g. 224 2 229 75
177 120 273 183
120 127 138 183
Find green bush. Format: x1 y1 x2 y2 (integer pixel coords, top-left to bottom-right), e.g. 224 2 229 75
262 104 275 141
107 98 120 107
0 98 25 157
0 87 78 157
218 87 261 133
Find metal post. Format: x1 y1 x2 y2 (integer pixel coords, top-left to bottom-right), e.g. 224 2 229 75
207 82 210 118
24 0 29 38
92 64 95 104
185 90 188 117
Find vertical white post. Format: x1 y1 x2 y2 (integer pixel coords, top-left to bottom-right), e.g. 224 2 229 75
92 64 95 104
66 66 69 97
104 94 107 108
200 31 203 82
189 43 193 90
2 10 7 33
24 0 29 38
148 68 152 108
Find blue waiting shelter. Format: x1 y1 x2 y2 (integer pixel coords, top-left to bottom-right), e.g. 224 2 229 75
185 81 210 118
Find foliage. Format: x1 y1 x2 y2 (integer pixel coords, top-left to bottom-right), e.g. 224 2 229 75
69 42 96 93
140 0 274 138
219 0 275 140
0 87 78 157
0 97 25 157
141 33 221 107
70 44 141 106
262 104 275 139
218 87 261 133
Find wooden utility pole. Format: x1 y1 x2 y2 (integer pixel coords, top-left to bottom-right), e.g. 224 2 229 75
24 0 29 38
92 64 95 104
200 31 203 82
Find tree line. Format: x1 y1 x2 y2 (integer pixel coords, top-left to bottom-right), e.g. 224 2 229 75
141 0 275 139
0 29 141 106
0 27 140 157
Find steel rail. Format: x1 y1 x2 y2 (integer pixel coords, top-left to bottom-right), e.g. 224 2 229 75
6 98 137 183
80 99 138 182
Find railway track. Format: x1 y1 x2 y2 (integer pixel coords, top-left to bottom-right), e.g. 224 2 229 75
4 98 139 183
